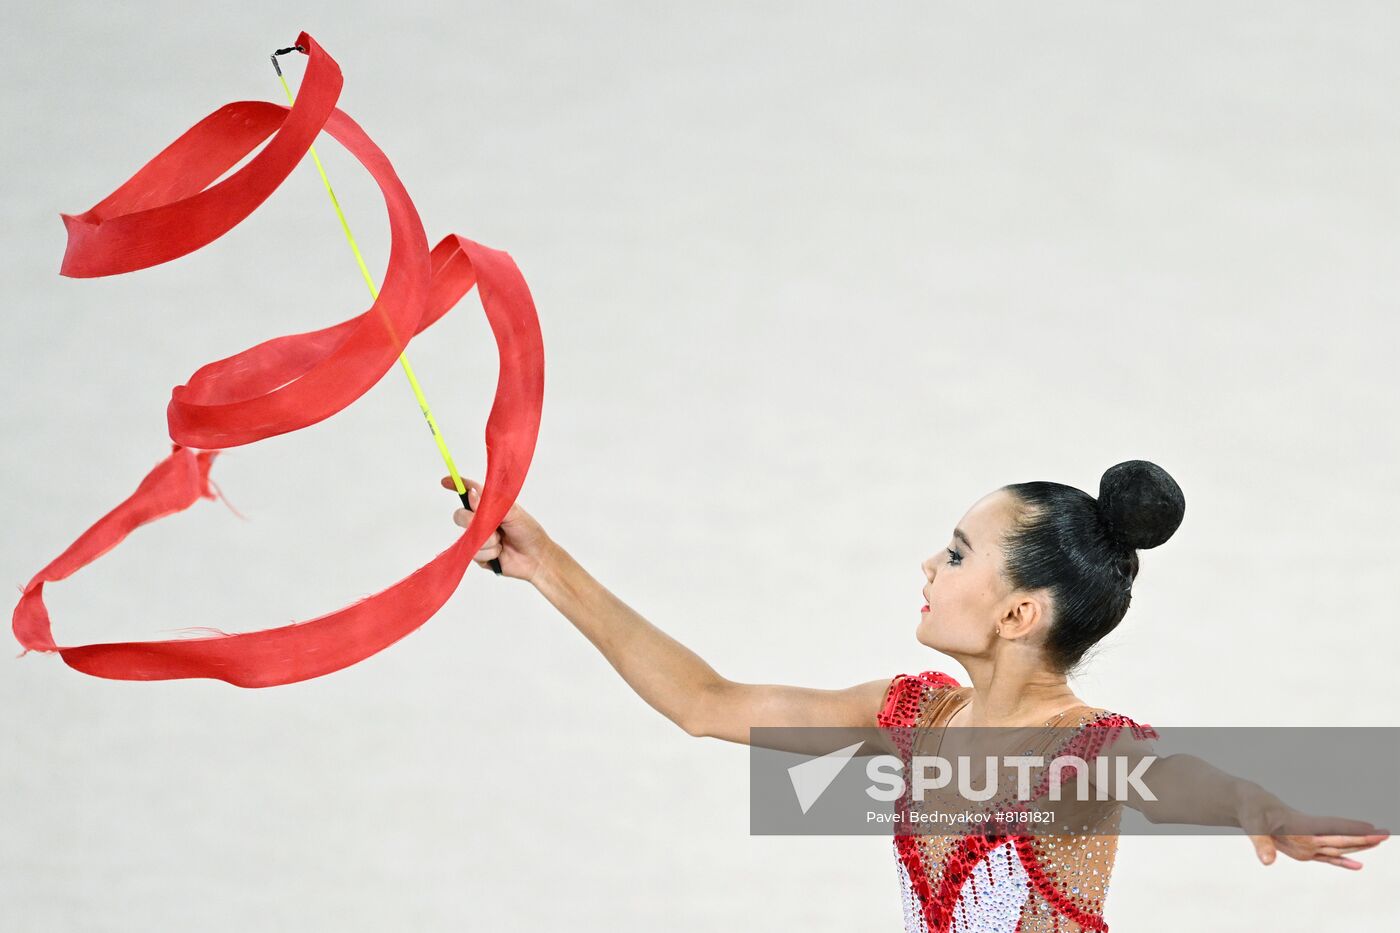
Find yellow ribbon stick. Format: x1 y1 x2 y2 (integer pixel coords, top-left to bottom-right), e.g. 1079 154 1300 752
271 47 501 575
272 53 468 497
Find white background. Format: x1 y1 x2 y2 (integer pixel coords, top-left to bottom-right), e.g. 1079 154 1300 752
2 2 1396 929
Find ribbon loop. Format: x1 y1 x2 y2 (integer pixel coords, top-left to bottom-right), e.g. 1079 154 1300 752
13 33 545 687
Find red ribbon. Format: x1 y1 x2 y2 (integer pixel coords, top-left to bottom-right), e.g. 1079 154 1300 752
12 32 544 687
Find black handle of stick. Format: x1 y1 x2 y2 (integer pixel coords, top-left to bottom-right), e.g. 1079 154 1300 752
459 490 504 575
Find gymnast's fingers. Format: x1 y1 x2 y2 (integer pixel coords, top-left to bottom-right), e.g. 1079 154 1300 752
1316 840 1384 856
1316 854 1363 870
441 475 483 497
1309 833 1389 847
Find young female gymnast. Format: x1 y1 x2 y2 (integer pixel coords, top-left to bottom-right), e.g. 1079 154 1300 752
443 459 1388 931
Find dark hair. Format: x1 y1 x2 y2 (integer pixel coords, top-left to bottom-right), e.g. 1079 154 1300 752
998 460 1185 675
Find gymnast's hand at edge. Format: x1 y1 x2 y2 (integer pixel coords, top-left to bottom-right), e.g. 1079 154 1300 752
441 476 556 584
1238 788 1391 870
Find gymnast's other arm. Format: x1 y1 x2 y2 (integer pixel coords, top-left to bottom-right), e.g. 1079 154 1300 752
1089 731 1390 870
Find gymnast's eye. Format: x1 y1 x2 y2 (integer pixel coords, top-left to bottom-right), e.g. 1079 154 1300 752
946 547 963 567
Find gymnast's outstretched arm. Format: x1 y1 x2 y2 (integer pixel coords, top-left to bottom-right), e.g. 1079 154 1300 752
1089 730 1390 869
533 538 889 743
445 474 894 754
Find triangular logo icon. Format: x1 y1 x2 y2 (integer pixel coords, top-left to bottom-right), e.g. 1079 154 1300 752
788 741 865 814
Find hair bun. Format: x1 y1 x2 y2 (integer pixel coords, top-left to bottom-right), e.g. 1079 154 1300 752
1096 460 1185 550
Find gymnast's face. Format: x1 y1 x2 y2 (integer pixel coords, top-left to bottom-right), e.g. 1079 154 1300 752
916 489 1051 659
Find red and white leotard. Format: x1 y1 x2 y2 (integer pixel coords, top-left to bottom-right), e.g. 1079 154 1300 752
876 671 1157 933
